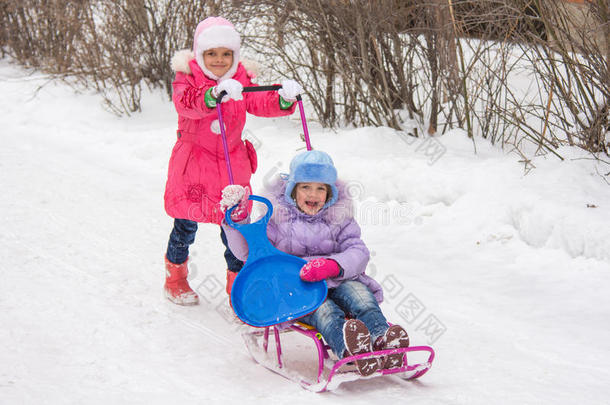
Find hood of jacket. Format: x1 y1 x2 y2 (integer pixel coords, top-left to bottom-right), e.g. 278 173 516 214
261 176 355 227
171 49 259 82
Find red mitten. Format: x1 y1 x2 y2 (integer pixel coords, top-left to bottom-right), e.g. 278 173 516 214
220 185 250 221
299 258 340 282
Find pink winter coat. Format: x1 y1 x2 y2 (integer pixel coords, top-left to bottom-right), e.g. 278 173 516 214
164 54 296 224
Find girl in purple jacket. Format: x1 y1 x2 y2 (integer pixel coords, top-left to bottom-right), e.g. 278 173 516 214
221 150 410 376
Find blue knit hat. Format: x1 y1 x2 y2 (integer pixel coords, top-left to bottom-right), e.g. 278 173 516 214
284 150 339 209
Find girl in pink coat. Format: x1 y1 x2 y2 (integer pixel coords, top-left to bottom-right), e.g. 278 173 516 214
163 16 303 305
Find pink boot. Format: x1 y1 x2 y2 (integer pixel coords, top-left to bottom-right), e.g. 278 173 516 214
164 256 199 305
226 270 238 296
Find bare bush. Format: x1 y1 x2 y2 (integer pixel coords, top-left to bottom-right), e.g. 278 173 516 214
240 1 538 136
0 0 90 72
1 0 608 158
0 0 235 114
240 1 410 128
240 0 607 158
515 0 609 154
72 0 222 114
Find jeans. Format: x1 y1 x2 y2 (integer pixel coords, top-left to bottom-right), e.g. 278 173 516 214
165 218 244 272
299 280 388 359
166 218 198 264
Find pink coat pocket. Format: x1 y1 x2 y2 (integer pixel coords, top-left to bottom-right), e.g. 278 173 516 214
245 140 258 174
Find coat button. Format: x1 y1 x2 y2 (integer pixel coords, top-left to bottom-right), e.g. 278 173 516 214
211 120 221 134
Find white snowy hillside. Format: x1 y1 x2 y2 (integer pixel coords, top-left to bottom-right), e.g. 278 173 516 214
1 59 610 404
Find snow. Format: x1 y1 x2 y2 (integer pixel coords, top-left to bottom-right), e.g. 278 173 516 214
1 59 610 404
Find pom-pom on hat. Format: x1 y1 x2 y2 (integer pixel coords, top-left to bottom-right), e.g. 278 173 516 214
193 16 240 81
284 150 339 209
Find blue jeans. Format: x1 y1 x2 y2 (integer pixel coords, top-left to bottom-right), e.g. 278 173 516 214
299 280 388 359
166 218 198 264
165 218 244 272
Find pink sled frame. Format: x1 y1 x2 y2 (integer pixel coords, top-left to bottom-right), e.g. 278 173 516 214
255 322 435 392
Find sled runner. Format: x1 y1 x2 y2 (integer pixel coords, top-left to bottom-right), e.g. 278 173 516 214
242 322 435 392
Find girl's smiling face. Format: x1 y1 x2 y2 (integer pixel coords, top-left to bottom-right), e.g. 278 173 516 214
202 47 233 78
294 182 329 215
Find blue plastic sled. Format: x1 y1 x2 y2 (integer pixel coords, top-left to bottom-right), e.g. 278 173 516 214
226 195 328 327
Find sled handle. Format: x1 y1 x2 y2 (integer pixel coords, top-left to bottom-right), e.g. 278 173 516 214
225 194 273 229
243 85 282 92
224 195 285 262
243 86 312 151
215 94 234 184
241 87 312 151
215 85 312 185
295 94 312 151
214 88 281 184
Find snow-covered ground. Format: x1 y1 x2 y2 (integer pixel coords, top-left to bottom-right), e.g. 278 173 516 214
1 59 609 404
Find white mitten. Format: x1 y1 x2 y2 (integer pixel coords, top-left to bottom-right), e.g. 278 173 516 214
220 185 250 221
278 79 303 102
214 79 243 103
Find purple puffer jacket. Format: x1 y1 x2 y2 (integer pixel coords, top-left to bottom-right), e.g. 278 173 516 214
223 177 384 303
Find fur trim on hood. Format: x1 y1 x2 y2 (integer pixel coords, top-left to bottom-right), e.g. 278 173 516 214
171 50 195 74
171 49 260 80
260 176 356 226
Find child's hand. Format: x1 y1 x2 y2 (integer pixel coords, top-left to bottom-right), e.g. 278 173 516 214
220 185 250 221
278 79 303 102
300 258 340 282
214 79 243 103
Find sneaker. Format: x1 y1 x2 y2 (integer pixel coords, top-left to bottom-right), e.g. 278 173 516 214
343 319 381 376
378 325 410 369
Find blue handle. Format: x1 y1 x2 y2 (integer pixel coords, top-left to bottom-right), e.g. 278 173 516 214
225 194 272 228
225 195 279 261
